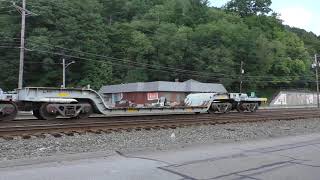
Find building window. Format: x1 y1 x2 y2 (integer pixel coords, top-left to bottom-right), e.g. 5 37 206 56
112 93 123 103
147 92 159 100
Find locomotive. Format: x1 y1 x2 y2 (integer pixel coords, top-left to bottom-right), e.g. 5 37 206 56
0 87 266 121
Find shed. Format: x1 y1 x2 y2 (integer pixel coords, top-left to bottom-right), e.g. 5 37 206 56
99 80 227 107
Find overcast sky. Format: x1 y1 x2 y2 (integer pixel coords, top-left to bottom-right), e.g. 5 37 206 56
209 0 320 35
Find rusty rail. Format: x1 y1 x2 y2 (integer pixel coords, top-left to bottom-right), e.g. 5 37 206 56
1 108 320 139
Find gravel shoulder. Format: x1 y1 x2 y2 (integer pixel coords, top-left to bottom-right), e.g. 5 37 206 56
1 118 320 161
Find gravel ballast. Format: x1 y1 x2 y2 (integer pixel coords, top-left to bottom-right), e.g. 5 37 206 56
1 118 320 161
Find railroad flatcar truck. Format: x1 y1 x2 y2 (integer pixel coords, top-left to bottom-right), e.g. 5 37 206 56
0 87 266 121
0 88 18 121
185 92 267 114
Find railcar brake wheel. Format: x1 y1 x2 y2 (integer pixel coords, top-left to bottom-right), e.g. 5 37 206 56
0 102 18 121
39 103 58 120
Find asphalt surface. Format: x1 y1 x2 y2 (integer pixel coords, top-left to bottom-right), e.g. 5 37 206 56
1 133 320 180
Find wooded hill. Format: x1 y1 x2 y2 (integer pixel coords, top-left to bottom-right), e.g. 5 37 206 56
0 0 319 94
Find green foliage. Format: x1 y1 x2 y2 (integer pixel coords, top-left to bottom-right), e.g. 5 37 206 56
80 62 112 90
0 0 319 93
225 0 272 17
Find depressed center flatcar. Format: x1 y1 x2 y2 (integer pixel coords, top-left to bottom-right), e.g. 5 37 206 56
0 87 266 121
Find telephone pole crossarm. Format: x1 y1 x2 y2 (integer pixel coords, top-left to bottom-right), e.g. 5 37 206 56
12 1 37 16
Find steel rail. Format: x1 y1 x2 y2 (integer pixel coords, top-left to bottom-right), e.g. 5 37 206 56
1 109 320 138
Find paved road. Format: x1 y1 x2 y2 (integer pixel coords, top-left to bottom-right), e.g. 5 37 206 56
2 134 320 180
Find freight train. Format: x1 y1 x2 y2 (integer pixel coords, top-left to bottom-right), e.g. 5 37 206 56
0 87 266 121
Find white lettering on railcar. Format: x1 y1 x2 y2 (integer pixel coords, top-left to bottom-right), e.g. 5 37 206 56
274 94 287 105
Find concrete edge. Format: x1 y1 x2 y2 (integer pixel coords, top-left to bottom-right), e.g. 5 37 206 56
0 151 117 169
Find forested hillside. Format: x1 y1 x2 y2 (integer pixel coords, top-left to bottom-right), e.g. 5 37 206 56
0 0 320 93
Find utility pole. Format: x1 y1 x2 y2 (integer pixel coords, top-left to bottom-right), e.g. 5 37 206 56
18 0 26 89
109 15 112 26
240 61 244 93
12 0 36 89
62 58 66 89
61 58 75 88
315 54 320 108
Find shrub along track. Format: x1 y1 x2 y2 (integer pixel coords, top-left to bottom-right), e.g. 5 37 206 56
0 108 320 139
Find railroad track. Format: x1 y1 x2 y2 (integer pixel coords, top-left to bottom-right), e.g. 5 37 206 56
1 108 320 139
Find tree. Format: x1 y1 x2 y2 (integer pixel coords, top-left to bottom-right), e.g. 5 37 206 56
25 0 112 88
80 62 112 90
225 0 272 17
0 0 318 95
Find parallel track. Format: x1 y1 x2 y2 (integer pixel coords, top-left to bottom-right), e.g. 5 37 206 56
1 108 320 138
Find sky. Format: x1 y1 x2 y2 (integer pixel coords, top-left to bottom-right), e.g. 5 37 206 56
209 0 320 35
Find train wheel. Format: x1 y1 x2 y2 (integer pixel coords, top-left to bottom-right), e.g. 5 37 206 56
33 109 44 120
226 103 232 113
207 103 216 114
236 103 245 113
39 103 58 120
208 109 215 114
249 103 258 112
216 104 223 113
76 104 93 119
0 102 18 121
220 103 232 114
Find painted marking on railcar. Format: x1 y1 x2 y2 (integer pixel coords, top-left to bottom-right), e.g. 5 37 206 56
58 93 70 97
186 108 193 112
215 95 229 100
127 108 138 112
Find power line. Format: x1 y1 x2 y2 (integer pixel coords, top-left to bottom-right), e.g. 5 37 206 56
0 35 316 79
0 36 316 82
24 40 236 78
1 46 316 84
0 37 21 41
0 0 15 3
0 5 11 9
24 47 319 84
2 60 61 65
24 47 238 79
0 42 20 45
0 39 21 43
24 47 232 81
0 41 20 45
23 40 317 81
0 15 20 18
0 45 19 48
16 39 236 79
0 10 15 13
22 39 318 79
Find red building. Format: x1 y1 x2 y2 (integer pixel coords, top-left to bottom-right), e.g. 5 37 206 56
99 80 227 107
